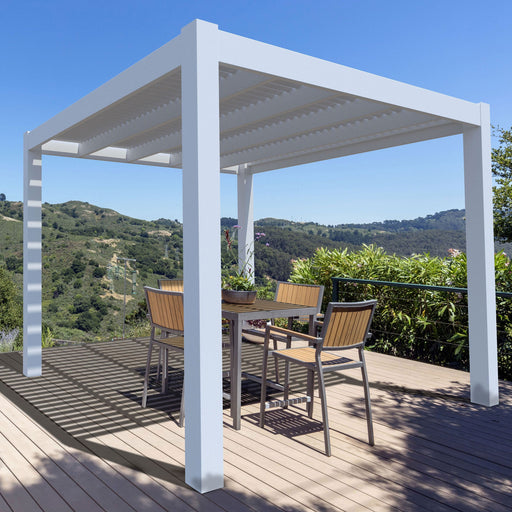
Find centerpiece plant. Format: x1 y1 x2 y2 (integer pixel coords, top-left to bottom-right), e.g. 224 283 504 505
221 225 265 292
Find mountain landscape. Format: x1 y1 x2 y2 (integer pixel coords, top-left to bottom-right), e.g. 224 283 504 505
0 199 502 343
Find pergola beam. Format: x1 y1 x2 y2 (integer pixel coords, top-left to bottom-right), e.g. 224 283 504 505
221 85 337 133
237 166 255 277
78 100 182 156
181 20 224 493
249 121 462 173
127 132 181 162
23 138 42 377
26 37 184 151
463 103 498 406
219 30 482 126
221 100 394 155
221 109 443 168
219 68 274 99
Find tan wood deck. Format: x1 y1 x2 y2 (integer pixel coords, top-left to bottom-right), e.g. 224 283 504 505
0 338 511 512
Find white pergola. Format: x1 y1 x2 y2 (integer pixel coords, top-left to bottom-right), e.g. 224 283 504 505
23 20 497 492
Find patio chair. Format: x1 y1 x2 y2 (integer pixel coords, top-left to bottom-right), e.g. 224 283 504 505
259 300 377 456
158 279 184 292
242 281 324 382
242 282 324 342
142 286 186 426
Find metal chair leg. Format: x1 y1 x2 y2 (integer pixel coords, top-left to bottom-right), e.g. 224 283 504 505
142 339 154 408
306 368 315 418
273 337 280 384
259 336 270 428
161 348 169 394
359 347 374 446
317 367 331 457
156 346 162 385
282 333 292 409
283 360 290 409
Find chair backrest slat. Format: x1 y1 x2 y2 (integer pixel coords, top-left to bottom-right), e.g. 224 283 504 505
322 301 376 348
275 282 324 312
158 279 184 292
145 286 184 333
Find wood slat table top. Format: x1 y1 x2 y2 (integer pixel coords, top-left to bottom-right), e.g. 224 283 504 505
221 298 317 320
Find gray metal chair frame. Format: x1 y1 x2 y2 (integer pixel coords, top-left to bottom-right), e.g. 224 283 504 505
142 286 185 426
259 299 377 456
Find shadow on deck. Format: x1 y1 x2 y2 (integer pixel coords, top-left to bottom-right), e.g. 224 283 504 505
0 338 511 511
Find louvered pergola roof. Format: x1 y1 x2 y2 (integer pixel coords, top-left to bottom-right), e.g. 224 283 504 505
27 25 480 172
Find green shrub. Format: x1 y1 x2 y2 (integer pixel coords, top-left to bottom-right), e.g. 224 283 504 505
290 244 512 380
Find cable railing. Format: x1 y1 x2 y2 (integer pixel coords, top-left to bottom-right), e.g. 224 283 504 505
331 277 512 380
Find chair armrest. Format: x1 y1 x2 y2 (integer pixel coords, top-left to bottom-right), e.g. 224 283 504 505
265 324 321 345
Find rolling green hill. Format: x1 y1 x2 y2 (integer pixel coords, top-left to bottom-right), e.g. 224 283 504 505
0 200 486 343
1 200 183 342
254 210 468 257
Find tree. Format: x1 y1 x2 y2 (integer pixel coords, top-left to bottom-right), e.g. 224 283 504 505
0 193 6 201
0 267 22 332
492 127 512 241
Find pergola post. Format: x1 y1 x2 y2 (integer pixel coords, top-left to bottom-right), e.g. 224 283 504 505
181 20 224 492
237 165 254 279
463 103 499 406
23 135 42 377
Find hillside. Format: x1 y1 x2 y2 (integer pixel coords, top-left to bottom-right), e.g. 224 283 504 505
0 200 183 342
1 201 354 342
1 201 499 343
254 210 468 257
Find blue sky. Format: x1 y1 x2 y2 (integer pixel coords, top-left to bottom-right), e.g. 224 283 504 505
1 0 511 225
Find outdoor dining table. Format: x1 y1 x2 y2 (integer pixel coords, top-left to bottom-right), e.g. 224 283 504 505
221 298 318 430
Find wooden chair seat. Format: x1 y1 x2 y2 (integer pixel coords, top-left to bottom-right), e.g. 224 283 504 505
158 335 185 349
272 347 356 366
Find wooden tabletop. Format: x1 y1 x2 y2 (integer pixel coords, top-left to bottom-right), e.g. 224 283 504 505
221 298 317 321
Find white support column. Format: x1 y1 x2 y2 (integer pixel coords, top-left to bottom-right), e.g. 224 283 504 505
181 20 224 492
237 166 254 280
23 135 42 377
463 103 498 406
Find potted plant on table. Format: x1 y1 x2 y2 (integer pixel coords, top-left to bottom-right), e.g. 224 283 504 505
221 226 265 304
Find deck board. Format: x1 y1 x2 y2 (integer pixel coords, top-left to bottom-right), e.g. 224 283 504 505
0 338 511 512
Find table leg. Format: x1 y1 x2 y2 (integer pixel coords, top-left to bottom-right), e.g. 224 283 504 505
230 318 242 430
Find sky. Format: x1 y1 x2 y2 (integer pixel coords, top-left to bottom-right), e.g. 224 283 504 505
1 0 511 225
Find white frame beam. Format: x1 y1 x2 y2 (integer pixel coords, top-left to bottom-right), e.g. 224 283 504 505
26 35 184 150
463 103 498 406
221 110 444 168
23 136 42 377
219 30 481 126
181 20 224 493
237 166 255 278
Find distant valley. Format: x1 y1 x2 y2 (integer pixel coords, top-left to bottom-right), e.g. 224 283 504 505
0 200 506 341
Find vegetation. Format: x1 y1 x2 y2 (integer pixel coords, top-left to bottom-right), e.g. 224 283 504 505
221 225 258 291
290 244 512 380
254 210 469 257
2 199 510 377
493 126 512 242
0 266 22 351
0 200 184 343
